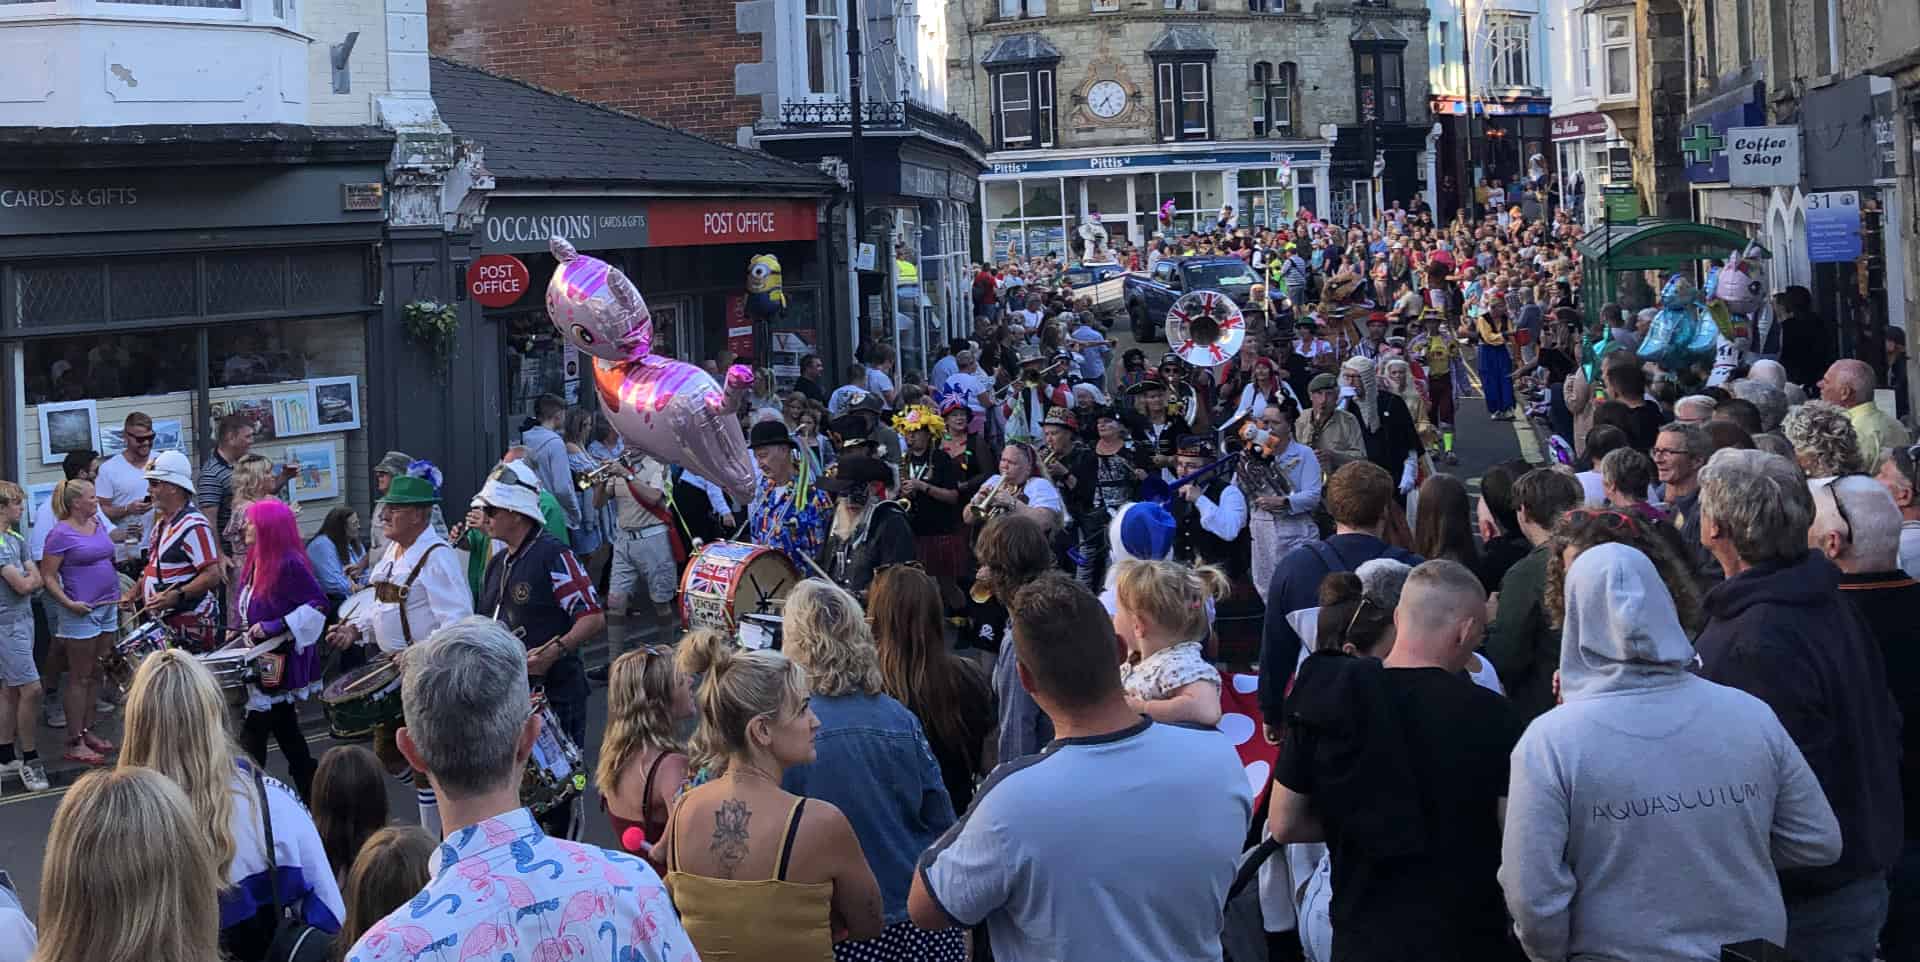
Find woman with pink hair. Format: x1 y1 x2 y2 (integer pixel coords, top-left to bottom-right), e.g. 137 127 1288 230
236 498 328 801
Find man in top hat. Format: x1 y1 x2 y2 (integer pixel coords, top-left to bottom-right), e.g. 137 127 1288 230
817 454 917 599
1039 406 1102 587
326 464 470 835
1168 434 1248 576
746 419 834 574
1159 352 1210 434
1124 376 1190 482
472 459 604 840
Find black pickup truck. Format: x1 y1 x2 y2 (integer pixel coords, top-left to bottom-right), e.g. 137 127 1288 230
1123 255 1258 342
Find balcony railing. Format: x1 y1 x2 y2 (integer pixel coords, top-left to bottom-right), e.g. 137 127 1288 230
772 99 989 155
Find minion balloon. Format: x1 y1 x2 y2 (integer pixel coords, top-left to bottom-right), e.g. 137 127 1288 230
745 254 788 327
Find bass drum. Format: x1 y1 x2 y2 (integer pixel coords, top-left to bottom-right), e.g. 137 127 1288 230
678 541 801 633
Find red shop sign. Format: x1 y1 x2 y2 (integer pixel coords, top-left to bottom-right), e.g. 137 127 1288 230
467 254 531 308
646 198 819 248
725 295 755 358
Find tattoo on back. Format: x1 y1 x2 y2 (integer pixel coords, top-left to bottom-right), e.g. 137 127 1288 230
711 799 752 879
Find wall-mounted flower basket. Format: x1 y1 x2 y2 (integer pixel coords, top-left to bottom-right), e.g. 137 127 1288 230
403 300 459 376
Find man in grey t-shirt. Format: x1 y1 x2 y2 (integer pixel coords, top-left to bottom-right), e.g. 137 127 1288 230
911 573 1251 962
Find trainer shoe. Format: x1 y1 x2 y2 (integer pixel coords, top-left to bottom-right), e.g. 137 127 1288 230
0 759 18 784
44 701 66 729
20 760 48 792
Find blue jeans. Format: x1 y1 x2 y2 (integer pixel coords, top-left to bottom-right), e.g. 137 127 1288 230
1786 874 1889 962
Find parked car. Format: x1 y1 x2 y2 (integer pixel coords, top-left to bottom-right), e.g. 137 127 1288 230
1064 262 1128 321
1124 256 1258 342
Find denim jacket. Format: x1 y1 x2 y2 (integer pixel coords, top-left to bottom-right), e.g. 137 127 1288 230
783 691 956 925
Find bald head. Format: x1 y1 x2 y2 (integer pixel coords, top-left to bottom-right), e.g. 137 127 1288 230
1810 475 1902 572
1390 560 1488 672
1821 359 1876 408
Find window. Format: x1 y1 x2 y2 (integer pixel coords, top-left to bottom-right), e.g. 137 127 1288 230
1735 0 1752 66
1155 60 1212 141
997 0 1045 17
1486 14 1533 88
1601 12 1633 98
1248 0 1285 11
1577 14 1593 92
1251 61 1297 137
1091 0 1119 9
1701 0 1718 80
992 68 1055 149
1814 0 1837 75
805 0 843 96
1354 47 1405 123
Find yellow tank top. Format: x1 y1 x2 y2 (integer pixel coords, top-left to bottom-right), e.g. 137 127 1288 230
665 796 835 962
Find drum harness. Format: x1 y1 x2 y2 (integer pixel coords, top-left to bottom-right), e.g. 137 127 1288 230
376 542 447 645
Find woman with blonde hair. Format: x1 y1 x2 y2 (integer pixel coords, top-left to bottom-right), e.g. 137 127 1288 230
223 452 281 628
595 638 698 850
779 578 964 961
658 630 883 961
330 825 436 962
37 478 118 766
32 767 223 962
118 649 343 961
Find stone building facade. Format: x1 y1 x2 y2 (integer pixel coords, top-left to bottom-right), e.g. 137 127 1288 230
949 0 1432 254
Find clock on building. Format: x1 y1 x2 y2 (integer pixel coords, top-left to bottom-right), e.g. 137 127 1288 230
1086 80 1128 119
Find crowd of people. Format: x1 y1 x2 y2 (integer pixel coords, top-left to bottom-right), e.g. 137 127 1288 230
0 190 1912 962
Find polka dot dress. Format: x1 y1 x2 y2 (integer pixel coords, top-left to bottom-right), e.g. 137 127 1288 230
833 921 967 962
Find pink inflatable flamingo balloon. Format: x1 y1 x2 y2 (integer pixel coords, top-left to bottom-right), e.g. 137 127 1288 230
544 236 756 496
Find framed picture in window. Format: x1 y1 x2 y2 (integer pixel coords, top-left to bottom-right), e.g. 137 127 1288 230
285 442 340 502
38 400 99 465
307 377 362 433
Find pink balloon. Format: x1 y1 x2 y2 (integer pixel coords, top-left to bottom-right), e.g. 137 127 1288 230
544 237 755 497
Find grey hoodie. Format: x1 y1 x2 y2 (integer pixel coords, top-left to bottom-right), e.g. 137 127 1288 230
1499 543 1841 962
520 424 581 527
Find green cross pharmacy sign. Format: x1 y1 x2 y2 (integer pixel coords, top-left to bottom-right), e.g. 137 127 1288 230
1682 125 1726 166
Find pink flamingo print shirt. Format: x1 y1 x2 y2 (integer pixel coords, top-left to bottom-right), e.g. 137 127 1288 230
346 807 697 962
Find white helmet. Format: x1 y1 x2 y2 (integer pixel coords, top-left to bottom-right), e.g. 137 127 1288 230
142 450 195 495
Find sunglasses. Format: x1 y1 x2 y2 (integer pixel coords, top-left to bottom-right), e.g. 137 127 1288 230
1562 508 1642 534
488 463 541 493
124 432 156 446
1820 472 1871 545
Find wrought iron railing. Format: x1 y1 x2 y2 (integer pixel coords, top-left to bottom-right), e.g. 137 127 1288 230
779 99 908 128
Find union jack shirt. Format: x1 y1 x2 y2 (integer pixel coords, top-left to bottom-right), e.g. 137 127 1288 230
141 505 220 623
746 476 831 572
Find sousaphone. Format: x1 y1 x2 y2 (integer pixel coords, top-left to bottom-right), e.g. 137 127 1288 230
1164 289 1246 369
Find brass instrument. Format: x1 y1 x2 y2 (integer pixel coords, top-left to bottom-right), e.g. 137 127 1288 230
969 576 994 605
987 355 1073 406
576 452 642 490
967 476 1027 524
891 451 916 511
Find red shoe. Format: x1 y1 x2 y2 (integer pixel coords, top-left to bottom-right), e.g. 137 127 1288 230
80 730 114 754
63 741 107 766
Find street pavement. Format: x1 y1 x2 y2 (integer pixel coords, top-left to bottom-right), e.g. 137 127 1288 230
0 329 1536 913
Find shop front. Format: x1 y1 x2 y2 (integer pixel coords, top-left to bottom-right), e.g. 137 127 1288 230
0 159 389 532
981 144 1330 257
475 195 830 430
1551 111 1619 227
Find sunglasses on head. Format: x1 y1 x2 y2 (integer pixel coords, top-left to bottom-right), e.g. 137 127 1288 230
488 464 540 493
1820 472 1872 544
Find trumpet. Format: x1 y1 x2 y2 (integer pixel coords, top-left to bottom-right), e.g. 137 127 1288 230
891 454 916 510
987 355 1073 406
576 452 641 490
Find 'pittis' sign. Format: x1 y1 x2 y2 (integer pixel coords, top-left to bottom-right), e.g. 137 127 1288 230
1725 126 1802 188
467 254 531 308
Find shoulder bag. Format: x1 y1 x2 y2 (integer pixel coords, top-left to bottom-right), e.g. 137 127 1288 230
250 764 333 962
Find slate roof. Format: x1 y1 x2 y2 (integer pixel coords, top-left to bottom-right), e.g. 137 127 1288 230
1146 25 1217 54
981 33 1063 66
431 58 836 193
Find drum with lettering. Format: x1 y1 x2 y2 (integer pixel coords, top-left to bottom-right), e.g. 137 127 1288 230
320 657 404 739
678 540 801 633
522 692 586 814
198 647 259 708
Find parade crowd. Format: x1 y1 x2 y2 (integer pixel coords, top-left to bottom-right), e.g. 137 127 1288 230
0 188 1913 962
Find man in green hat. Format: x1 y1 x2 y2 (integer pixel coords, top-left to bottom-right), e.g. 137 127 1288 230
1298 372 1366 470
370 451 448 558
325 461 470 837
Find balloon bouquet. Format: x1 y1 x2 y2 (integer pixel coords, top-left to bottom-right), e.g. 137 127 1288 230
543 237 757 497
1636 273 1720 372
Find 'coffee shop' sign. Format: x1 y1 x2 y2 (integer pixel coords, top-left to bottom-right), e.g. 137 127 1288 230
1725 126 1802 188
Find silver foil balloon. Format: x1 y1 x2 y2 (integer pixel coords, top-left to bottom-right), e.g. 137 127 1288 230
544 236 756 496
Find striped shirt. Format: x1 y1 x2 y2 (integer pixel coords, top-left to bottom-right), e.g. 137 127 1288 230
196 452 235 551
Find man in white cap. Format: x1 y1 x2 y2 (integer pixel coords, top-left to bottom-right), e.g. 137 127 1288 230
122 450 224 650
473 459 605 840
325 463 471 836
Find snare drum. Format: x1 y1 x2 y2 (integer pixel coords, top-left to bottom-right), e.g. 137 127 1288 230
337 585 377 624
320 658 404 740
521 693 586 814
678 541 801 632
198 648 257 708
99 619 170 695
